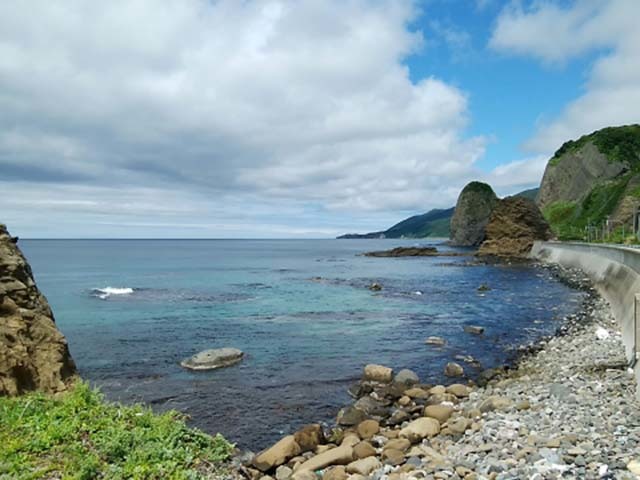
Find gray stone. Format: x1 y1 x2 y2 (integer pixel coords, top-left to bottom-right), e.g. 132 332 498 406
180 347 244 370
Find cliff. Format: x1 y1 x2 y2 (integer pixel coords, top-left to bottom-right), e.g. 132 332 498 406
478 197 552 257
0 224 77 396
449 182 498 246
537 125 640 240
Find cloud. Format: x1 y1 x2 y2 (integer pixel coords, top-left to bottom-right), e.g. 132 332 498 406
490 0 640 153
0 0 503 236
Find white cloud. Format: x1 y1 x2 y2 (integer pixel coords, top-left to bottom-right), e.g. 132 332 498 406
490 0 640 153
0 0 494 235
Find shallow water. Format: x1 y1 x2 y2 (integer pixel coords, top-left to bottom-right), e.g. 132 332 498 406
21 239 583 449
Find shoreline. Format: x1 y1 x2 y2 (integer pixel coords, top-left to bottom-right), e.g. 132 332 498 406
233 264 640 480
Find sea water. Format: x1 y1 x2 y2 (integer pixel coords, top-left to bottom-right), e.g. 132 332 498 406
20 239 583 449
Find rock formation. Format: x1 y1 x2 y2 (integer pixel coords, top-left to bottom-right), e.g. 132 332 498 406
449 182 498 246
0 224 77 396
477 197 552 257
536 125 640 238
180 347 244 370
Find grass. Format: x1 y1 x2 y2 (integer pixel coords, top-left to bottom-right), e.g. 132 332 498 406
0 382 234 480
543 176 632 240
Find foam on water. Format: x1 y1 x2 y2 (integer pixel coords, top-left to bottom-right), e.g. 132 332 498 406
91 287 135 299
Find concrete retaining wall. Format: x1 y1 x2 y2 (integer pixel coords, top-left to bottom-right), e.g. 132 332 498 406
531 241 640 394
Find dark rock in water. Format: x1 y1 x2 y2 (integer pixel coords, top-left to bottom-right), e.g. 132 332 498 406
444 362 464 377
364 246 438 257
180 347 244 370
364 246 470 258
348 381 373 399
463 325 485 335
477 196 552 257
425 336 446 346
336 405 368 426
354 395 391 417
0 223 77 396
450 181 498 247
477 367 503 387
394 369 419 386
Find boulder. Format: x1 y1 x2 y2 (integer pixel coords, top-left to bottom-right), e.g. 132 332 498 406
295 445 353 472
0 223 77 396
353 441 376 459
336 406 367 426
323 466 348 480
356 419 379 440
180 347 244 370
444 362 464 377
381 448 405 466
383 438 411 452
423 405 454 424
394 369 419 386
346 457 381 476
275 466 293 480
404 387 429 399
477 196 552 257
363 364 393 383
450 182 498 247
253 435 302 472
294 424 325 453
446 384 471 398
399 418 440 443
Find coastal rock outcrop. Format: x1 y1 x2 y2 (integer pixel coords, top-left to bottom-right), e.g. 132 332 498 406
477 197 552 257
0 224 77 396
449 181 498 246
181 347 244 370
536 125 640 238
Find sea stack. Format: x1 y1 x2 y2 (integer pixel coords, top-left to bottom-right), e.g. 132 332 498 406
0 223 77 396
477 197 553 257
450 181 498 246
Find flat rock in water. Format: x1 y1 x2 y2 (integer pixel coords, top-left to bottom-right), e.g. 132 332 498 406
181 347 244 370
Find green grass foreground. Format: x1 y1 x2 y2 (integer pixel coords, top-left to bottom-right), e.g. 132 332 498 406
0 382 234 480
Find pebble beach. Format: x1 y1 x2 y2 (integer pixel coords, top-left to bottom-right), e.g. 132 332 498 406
236 265 640 480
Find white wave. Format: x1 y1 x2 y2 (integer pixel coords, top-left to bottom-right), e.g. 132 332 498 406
92 287 134 299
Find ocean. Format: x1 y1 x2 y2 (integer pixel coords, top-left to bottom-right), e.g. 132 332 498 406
20 238 583 450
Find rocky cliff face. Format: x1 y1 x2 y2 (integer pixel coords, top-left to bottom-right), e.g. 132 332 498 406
478 197 552 257
536 125 640 239
536 141 626 211
0 224 76 396
449 182 498 246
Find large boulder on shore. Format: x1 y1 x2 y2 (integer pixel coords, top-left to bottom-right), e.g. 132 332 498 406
477 197 553 257
0 224 77 396
450 182 498 247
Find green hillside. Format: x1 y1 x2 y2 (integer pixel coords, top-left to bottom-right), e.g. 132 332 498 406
538 124 640 241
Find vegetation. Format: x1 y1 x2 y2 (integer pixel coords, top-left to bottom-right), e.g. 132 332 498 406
550 124 640 167
383 207 455 238
543 175 632 240
462 181 495 196
0 382 233 480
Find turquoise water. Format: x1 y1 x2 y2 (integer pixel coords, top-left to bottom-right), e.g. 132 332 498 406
21 239 583 449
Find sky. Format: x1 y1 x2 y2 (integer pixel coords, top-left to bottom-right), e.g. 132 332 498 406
1 0 639 238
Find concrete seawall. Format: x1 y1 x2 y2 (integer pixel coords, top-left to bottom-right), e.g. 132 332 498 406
531 241 640 394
